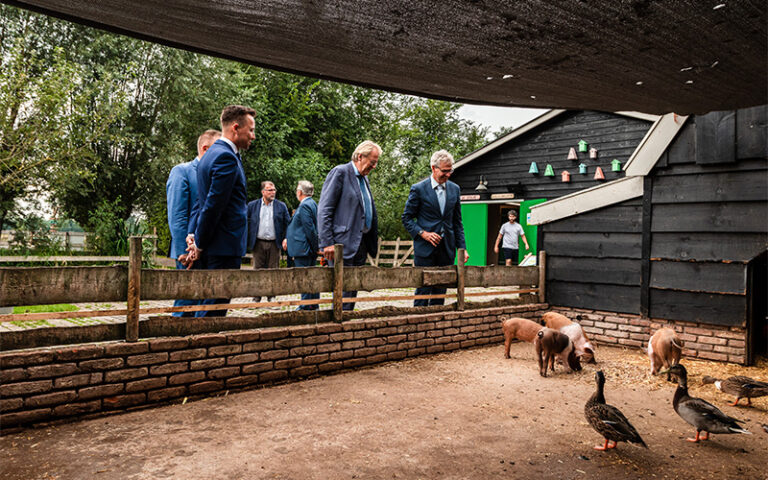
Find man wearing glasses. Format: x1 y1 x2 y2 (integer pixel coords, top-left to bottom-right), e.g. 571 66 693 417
402 150 469 307
247 181 291 303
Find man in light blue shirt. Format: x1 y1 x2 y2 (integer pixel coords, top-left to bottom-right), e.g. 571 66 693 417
166 129 220 316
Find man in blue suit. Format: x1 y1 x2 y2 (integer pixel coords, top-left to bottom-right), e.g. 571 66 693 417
402 150 469 307
318 140 381 311
246 180 290 302
284 180 319 310
166 129 220 316
187 105 256 316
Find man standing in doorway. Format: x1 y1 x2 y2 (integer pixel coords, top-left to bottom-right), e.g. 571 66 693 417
166 129 220 316
318 140 381 311
247 180 290 303
494 210 530 266
284 180 319 310
402 150 468 307
187 105 256 316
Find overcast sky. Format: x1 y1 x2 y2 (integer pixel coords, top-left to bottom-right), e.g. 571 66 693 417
458 104 548 139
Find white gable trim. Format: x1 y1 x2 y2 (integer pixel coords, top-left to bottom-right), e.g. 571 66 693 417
528 176 644 225
624 113 689 176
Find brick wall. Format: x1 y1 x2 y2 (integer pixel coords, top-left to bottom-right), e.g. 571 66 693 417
0 304 548 430
550 307 747 365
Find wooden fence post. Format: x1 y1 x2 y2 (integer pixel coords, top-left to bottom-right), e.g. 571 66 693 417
333 243 344 322
538 250 547 303
126 236 142 342
456 248 466 311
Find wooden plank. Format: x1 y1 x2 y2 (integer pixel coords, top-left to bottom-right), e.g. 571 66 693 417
343 266 424 291
547 281 641 314
651 232 768 262
695 110 736 165
126 237 141 342
538 204 643 233
736 105 768 159
624 113 688 176
650 288 746 326
542 232 642 259
397 244 414 267
640 176 652 317
0 256 130 263
0 266 127 307
650 260 746 294
652 170 768 203
457 249 466 311
665 121 696 165
653 158 766 176
651 201 767 233
464 265 539 288
423 269 457 286
538 251 546 303
548 256 641 286
333 244 343 322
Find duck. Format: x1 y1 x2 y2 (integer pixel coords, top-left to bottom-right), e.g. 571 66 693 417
584 370 647 450
662 364 751 442
701 374 768 407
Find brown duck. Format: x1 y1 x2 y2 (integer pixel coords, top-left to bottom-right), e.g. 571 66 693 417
702 375 768 407
584 370 647 450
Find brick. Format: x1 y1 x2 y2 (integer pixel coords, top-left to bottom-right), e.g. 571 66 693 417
678 333 697 343
397 341 416 351
629 333 649 342
685 342 713 352
147 386 186 402
592 334 618 344
460 340 477 348
407 348 426 357
426 345 445 354
79 358 125 371
0 380 52 397
376 345 397 354
78 384 124 400
226 375 260 388
242 362 273 374
593 321 614 330
290 366 317 377
243 341 274 353
149 338 189 351
387 351 407 361
290 346 317 356
190 358 225 370
54 400 101 417
316 343 341 354
354 347 376 358
104 368 148 383
126 377 167 392
168 371 206 385
353 330 375 340
329 351 354 361
342 340 365 350
416 323 436 332
459 326 478 334
103 393 146 409
260 350 289 361
376 327 397 336
303 335 330 345
105 342 148 356
208 367 240 380
0 368 27 383
684 326 716 336
713 345 744 355
444 328 459 336
1 398 24 412
275 358 303 369
330 332 354 342
609 331 630 339
451 334 468 342
728 355 746 365
259 370 288 383
304 354 330 365
318 362 344 373
697 351 728 362
27 363 78 379
444 344 460 351
275 338 303 349
150 363 188 376
435 320 452 329
259 328 289 340
54 345 104 361
366 354 387 365
396 324 417 334
127 352 169 367
228 353 260 365
697 336 727 346
289 325 317 337
416 339 435 347
386 335 407 344
618 324 645 333
0 351 54 368
25 390 76 407
169 348 207 362
316 324 343 334
435 337 451 345
1 408 51 426
728 339 746 348
342 358 366 368
407 332 426 341
209 345 242 357
189 334 228 347
226 331 261 343
55 373 102 389
618 338 643 348
426 330 444 338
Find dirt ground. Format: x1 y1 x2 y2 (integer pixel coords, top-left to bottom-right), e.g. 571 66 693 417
1 343 766 480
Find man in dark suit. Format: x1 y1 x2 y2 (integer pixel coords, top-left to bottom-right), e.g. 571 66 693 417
186 105 256 316
402 149 469 307
318 140 381 311
246 180 291 303
284 180 319 310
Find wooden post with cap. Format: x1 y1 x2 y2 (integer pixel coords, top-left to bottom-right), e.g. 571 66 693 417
126 236 142 342
333 243 344 322
456 248 466 311
538 250 547 304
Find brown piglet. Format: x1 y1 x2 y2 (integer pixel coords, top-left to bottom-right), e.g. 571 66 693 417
501 317 543 359
541 311 597 364
535 327 582 377
647 327 684 378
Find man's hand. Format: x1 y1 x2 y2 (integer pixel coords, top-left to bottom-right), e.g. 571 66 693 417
420 231 442 247
185 241 201 269
282 239 288 251
322 245 335 261
493 245 499 254
464 250 470 263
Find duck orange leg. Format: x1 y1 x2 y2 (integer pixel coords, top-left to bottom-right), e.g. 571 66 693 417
702 431 710 440
594 439 617 450
686 430 702 443
730 397 741 406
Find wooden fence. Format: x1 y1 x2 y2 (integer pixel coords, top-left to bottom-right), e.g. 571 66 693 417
0 237 546 348
367 237 414 267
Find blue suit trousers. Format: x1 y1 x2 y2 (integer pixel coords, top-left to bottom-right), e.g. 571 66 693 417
173 259 203 317
413 244 454 307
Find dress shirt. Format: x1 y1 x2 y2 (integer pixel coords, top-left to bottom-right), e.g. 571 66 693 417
258 199 276 240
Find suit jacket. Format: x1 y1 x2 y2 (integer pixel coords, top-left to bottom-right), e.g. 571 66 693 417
402 178 466 259
192 139 248 257
246 198 290 252
317 161 378 260
166 157 199 259
286 197 318 258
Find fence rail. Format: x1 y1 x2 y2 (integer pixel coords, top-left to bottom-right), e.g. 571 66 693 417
0 237 546 347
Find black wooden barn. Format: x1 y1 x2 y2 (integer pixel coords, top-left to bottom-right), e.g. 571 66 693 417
452 106 768 364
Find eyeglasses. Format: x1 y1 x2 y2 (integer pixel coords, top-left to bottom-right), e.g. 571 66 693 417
264 188 276 192
434 166 454 174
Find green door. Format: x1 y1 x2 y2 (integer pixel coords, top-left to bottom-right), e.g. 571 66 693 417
518 199 547 264
459 203 488 266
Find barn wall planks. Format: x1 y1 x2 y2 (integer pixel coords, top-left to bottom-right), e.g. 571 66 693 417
547 282 641 314
650 260 746 294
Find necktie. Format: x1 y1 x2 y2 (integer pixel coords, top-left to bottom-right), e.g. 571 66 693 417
358 175 372 230
436 184 446 215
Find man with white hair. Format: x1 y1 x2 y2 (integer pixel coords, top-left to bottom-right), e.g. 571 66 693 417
284 180 319 310
402 150 468 307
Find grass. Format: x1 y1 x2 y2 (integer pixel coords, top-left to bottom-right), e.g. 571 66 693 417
12 304 80 314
